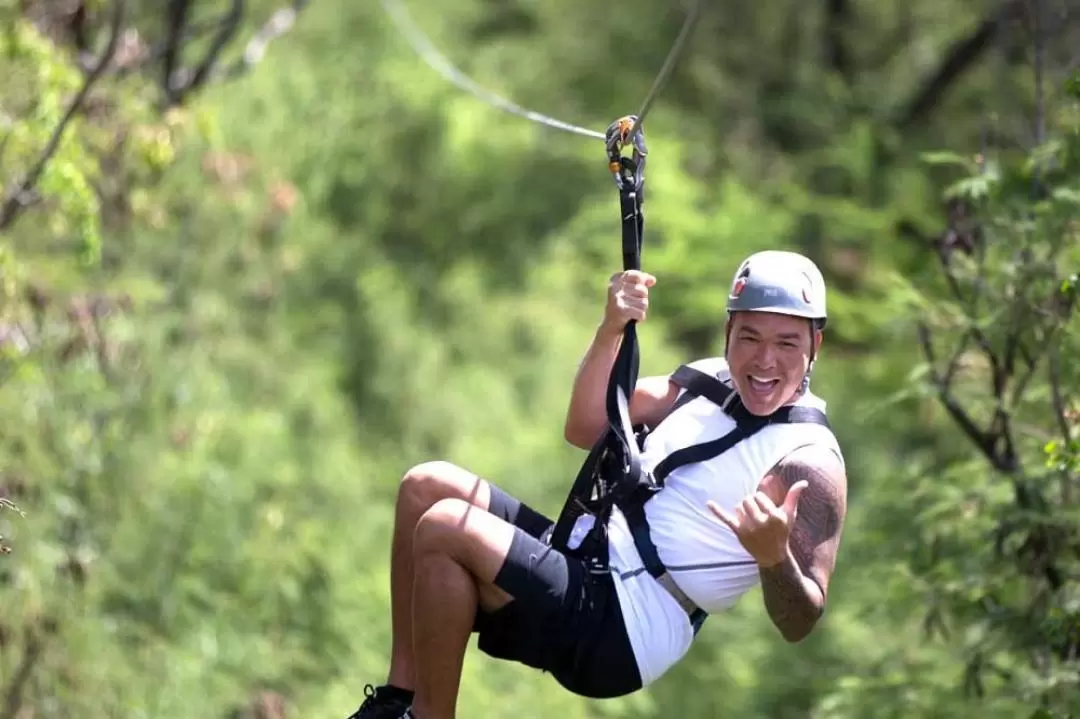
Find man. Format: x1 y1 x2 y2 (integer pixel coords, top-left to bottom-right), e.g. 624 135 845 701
346 250 849 719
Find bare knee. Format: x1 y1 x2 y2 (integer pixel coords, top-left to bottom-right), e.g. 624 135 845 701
412 498 472 555
414 498 514 610
398 461 490 518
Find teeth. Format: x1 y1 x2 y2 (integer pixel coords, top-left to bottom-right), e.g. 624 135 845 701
751 376 777 384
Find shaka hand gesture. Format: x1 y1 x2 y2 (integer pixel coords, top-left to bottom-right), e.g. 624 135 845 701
706 480 808 568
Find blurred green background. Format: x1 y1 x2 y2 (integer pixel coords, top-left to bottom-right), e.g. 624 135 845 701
1 0 1078 716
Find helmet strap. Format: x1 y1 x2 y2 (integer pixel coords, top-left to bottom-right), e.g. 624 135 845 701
800 319 817 395
800 360 816 394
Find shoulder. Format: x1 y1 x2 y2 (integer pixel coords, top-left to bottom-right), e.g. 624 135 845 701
772 443 848 516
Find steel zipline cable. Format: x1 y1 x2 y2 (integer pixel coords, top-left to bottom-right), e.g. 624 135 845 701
376 0 703 143
626 0 703 140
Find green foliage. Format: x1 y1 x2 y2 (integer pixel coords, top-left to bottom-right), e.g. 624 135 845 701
1 2 1078 718
845 77 1080 715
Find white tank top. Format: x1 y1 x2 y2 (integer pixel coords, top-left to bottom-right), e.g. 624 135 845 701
565 356 843 686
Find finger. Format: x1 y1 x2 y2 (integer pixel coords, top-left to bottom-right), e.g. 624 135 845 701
623 270 656 287
782 480 809 518
751 494 783 524
751 491 779 516
707 500 738 530
619 302 648 322
741 497 768 526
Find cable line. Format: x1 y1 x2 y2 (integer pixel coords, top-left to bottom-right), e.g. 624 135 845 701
377 0 606 140
377 0 704 144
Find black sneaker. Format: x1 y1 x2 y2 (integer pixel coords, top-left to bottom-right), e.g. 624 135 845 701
346 684 412 719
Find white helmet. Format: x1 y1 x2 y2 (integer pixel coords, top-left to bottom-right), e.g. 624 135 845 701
725 250 827 328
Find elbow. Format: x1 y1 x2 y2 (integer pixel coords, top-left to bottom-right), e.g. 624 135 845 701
563 419 595 450
779 624 814 644
778 606 824 644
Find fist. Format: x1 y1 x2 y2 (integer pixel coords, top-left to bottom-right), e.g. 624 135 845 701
604 270 656 331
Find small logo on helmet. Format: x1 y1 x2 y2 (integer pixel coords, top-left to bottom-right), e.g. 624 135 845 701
799 273 814 303
731 277 747 298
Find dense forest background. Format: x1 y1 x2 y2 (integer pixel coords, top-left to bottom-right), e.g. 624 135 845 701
1 0 1078 717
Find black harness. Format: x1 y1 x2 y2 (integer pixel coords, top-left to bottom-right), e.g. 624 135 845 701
547 117 832 633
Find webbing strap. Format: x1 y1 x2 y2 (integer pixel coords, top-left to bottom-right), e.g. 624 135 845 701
622 418 762 580
548 432 605 553
549 120 648 556
618 376 831 633
651 403 760 487
605 187 645 489
548 191 645 555
654 366 831 485
669 364 737 412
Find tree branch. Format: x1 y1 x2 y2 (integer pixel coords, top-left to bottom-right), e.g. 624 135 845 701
0 0 125 233
1047 346 1073 505
221 0 311 80
184 0 245 97
822 0 852 81
162 0 191 103
163 0 246 108
894 0 1021 130
0 628 42 719
1032 0 1046 146
917 321 1005 466
148 0 309 104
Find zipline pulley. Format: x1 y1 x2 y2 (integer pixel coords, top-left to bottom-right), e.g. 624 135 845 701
605 115 648 194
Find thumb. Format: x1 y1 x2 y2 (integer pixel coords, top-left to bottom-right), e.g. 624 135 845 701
782 480 809 519
643 272 657 287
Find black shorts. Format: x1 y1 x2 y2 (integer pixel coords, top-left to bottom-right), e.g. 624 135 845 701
471 485 643 699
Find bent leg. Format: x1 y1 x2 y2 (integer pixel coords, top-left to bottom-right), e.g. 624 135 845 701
408 497 643 717
410 497 521 719
389 461 491 690
388 462 551 691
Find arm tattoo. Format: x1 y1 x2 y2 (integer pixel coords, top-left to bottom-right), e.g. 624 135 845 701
759 446 847 642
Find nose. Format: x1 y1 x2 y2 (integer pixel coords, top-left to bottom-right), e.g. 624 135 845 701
755 342 777 368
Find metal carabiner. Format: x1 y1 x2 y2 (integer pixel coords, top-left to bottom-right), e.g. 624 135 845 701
605 115 648 193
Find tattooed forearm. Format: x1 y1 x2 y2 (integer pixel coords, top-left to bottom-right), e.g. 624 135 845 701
759 553 825 642
759 445 847 642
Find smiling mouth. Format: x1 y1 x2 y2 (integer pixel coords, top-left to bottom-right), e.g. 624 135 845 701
747 375 780 394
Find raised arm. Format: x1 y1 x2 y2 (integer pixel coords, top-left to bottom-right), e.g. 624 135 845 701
757 443 848 643
562 320 679 448
563 270 679 449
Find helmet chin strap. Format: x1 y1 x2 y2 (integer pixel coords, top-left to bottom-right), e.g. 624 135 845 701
800 361 815 394
801 318 817 394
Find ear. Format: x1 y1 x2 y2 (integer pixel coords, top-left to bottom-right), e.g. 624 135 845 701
812 327 824 355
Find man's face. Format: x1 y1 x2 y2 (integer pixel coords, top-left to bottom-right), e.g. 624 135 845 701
725 311 822 416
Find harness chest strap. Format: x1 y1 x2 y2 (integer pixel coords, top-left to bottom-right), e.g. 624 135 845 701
616 365 832 630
